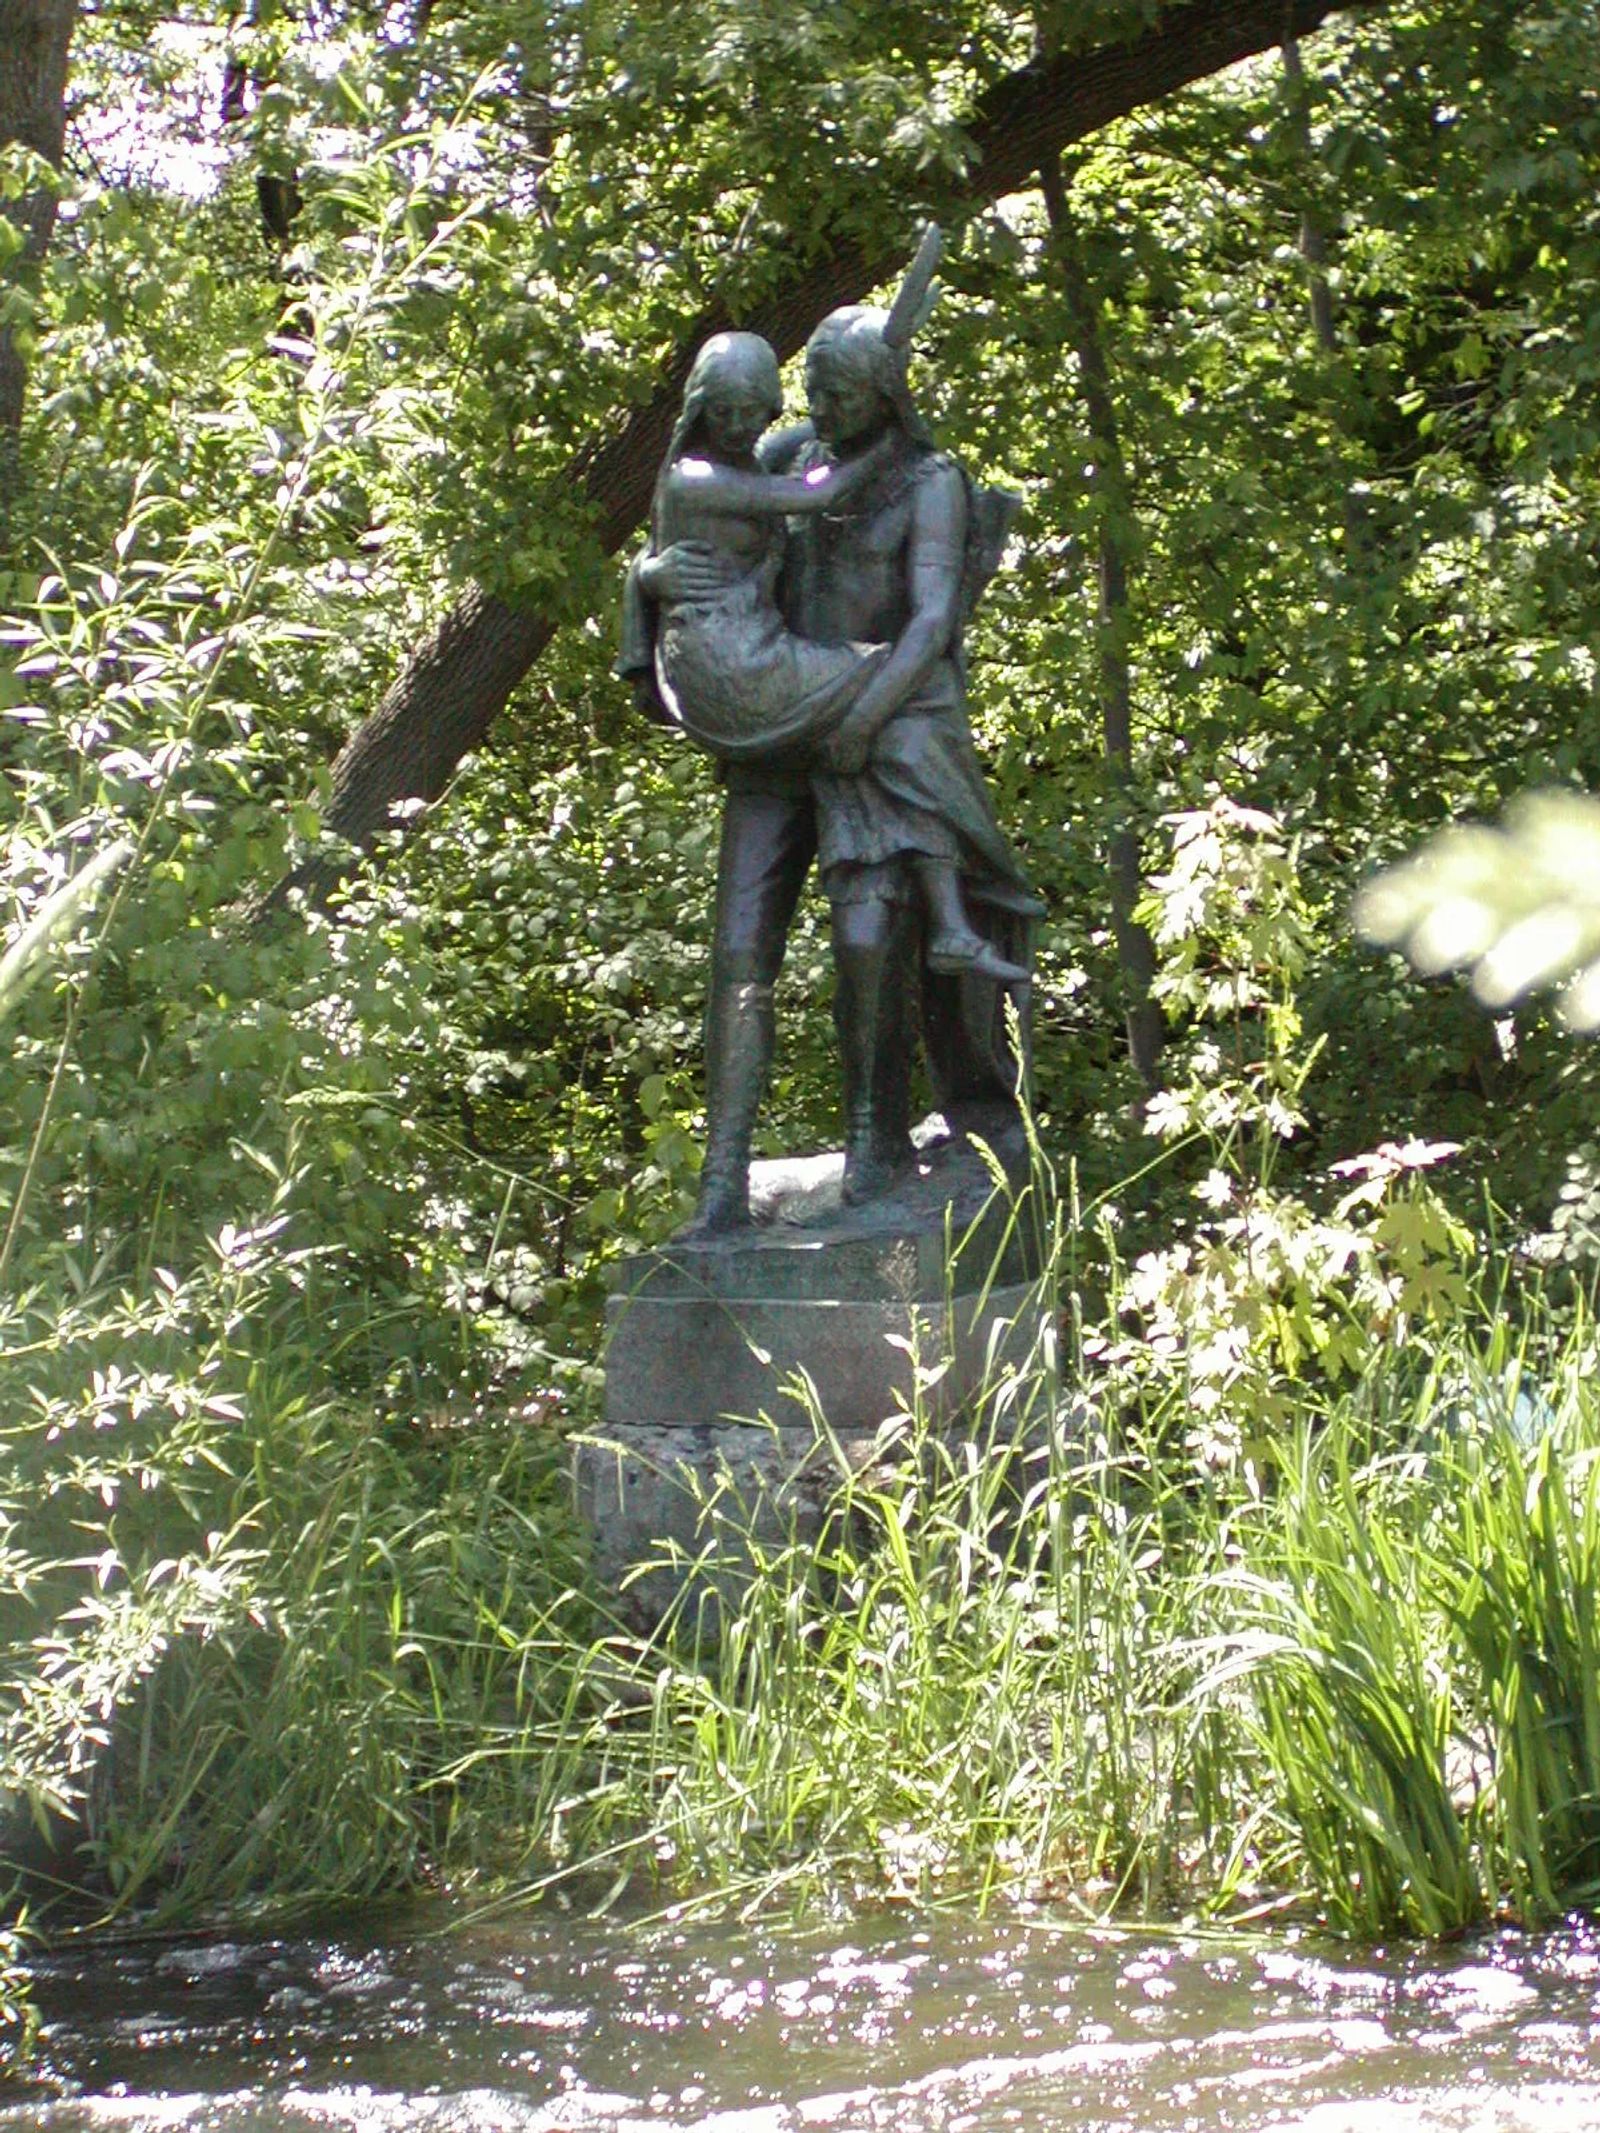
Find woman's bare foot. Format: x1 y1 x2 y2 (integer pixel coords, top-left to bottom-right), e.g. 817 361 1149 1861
925 931 1030 985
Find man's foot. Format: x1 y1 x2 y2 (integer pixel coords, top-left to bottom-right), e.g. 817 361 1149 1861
925 931 1031 985
841 1133 914 1208
673 1173 749 1241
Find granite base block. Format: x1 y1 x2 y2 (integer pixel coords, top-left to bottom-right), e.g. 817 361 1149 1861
602 1279 1040 1433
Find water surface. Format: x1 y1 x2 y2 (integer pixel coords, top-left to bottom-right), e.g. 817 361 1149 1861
11 1909 1600 2131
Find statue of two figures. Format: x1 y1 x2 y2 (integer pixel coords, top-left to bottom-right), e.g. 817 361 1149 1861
619 227 1043 1237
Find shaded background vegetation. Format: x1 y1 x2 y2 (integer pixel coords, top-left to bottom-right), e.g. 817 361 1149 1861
5 0 1600 1989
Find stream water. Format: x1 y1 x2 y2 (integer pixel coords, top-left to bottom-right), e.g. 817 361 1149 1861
9 1909 1600 2131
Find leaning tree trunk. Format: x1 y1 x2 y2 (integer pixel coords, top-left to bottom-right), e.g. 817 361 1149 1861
0 0 77 457
286 0 1390 902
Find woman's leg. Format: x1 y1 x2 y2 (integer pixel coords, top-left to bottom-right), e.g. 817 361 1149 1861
914 857 1030 984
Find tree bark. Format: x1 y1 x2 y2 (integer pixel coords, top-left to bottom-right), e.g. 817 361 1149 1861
0 0 76 452
302 0 1391 885
1039 155 1165 1093
1280 31 1338 356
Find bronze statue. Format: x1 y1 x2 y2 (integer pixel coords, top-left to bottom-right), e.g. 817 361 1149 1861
638 330 893 760
619 227 1042 1235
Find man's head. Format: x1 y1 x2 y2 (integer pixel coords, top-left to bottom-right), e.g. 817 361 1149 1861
804 306 932 453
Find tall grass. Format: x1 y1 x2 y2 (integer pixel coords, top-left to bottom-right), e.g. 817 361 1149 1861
523 1220 1600 1941
1447 1355 1600 1923
0 1243 611 1927
0 1916 36 2073
9 1151 1600 1947
1201 1417 1484 1938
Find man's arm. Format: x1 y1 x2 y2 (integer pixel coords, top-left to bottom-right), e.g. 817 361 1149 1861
758 420 815 473
616 550 679 726
823 460 966 775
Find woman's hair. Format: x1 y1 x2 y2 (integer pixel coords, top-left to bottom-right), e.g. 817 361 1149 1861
650 332 784 543
644 328 785 541
667 332 782 460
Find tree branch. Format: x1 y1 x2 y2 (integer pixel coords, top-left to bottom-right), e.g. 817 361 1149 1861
1040 152 1164 1092
296 0 1392 891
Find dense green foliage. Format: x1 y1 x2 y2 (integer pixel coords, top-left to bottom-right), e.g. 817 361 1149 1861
6 0 1600 2036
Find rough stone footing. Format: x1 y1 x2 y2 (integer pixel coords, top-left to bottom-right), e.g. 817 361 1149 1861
585 1115 1056 1630
573 1417 889 1634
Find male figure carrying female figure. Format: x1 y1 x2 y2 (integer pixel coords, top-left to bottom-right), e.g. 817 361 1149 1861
636 327 1029 992
619 237 1042 1234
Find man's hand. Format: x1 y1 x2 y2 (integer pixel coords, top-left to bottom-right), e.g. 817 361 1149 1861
639 540 740 604
823 711 875 776
633 676 677 729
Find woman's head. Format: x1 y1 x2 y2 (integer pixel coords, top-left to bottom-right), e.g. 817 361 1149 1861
678 332 782 459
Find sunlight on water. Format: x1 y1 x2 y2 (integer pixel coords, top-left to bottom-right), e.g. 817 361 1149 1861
9 1915 1600 2131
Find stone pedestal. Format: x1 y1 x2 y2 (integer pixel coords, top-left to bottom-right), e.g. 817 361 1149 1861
575 1108 1055 1629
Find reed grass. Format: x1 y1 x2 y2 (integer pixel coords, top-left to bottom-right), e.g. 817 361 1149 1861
8 1160 1600 1949
524 1204 1600 1940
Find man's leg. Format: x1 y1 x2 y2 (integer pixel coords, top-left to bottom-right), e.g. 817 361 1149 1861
683 780 814 1237
831 873 917 1207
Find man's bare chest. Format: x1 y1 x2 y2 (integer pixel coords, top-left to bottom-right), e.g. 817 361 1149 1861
785 486 918 644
